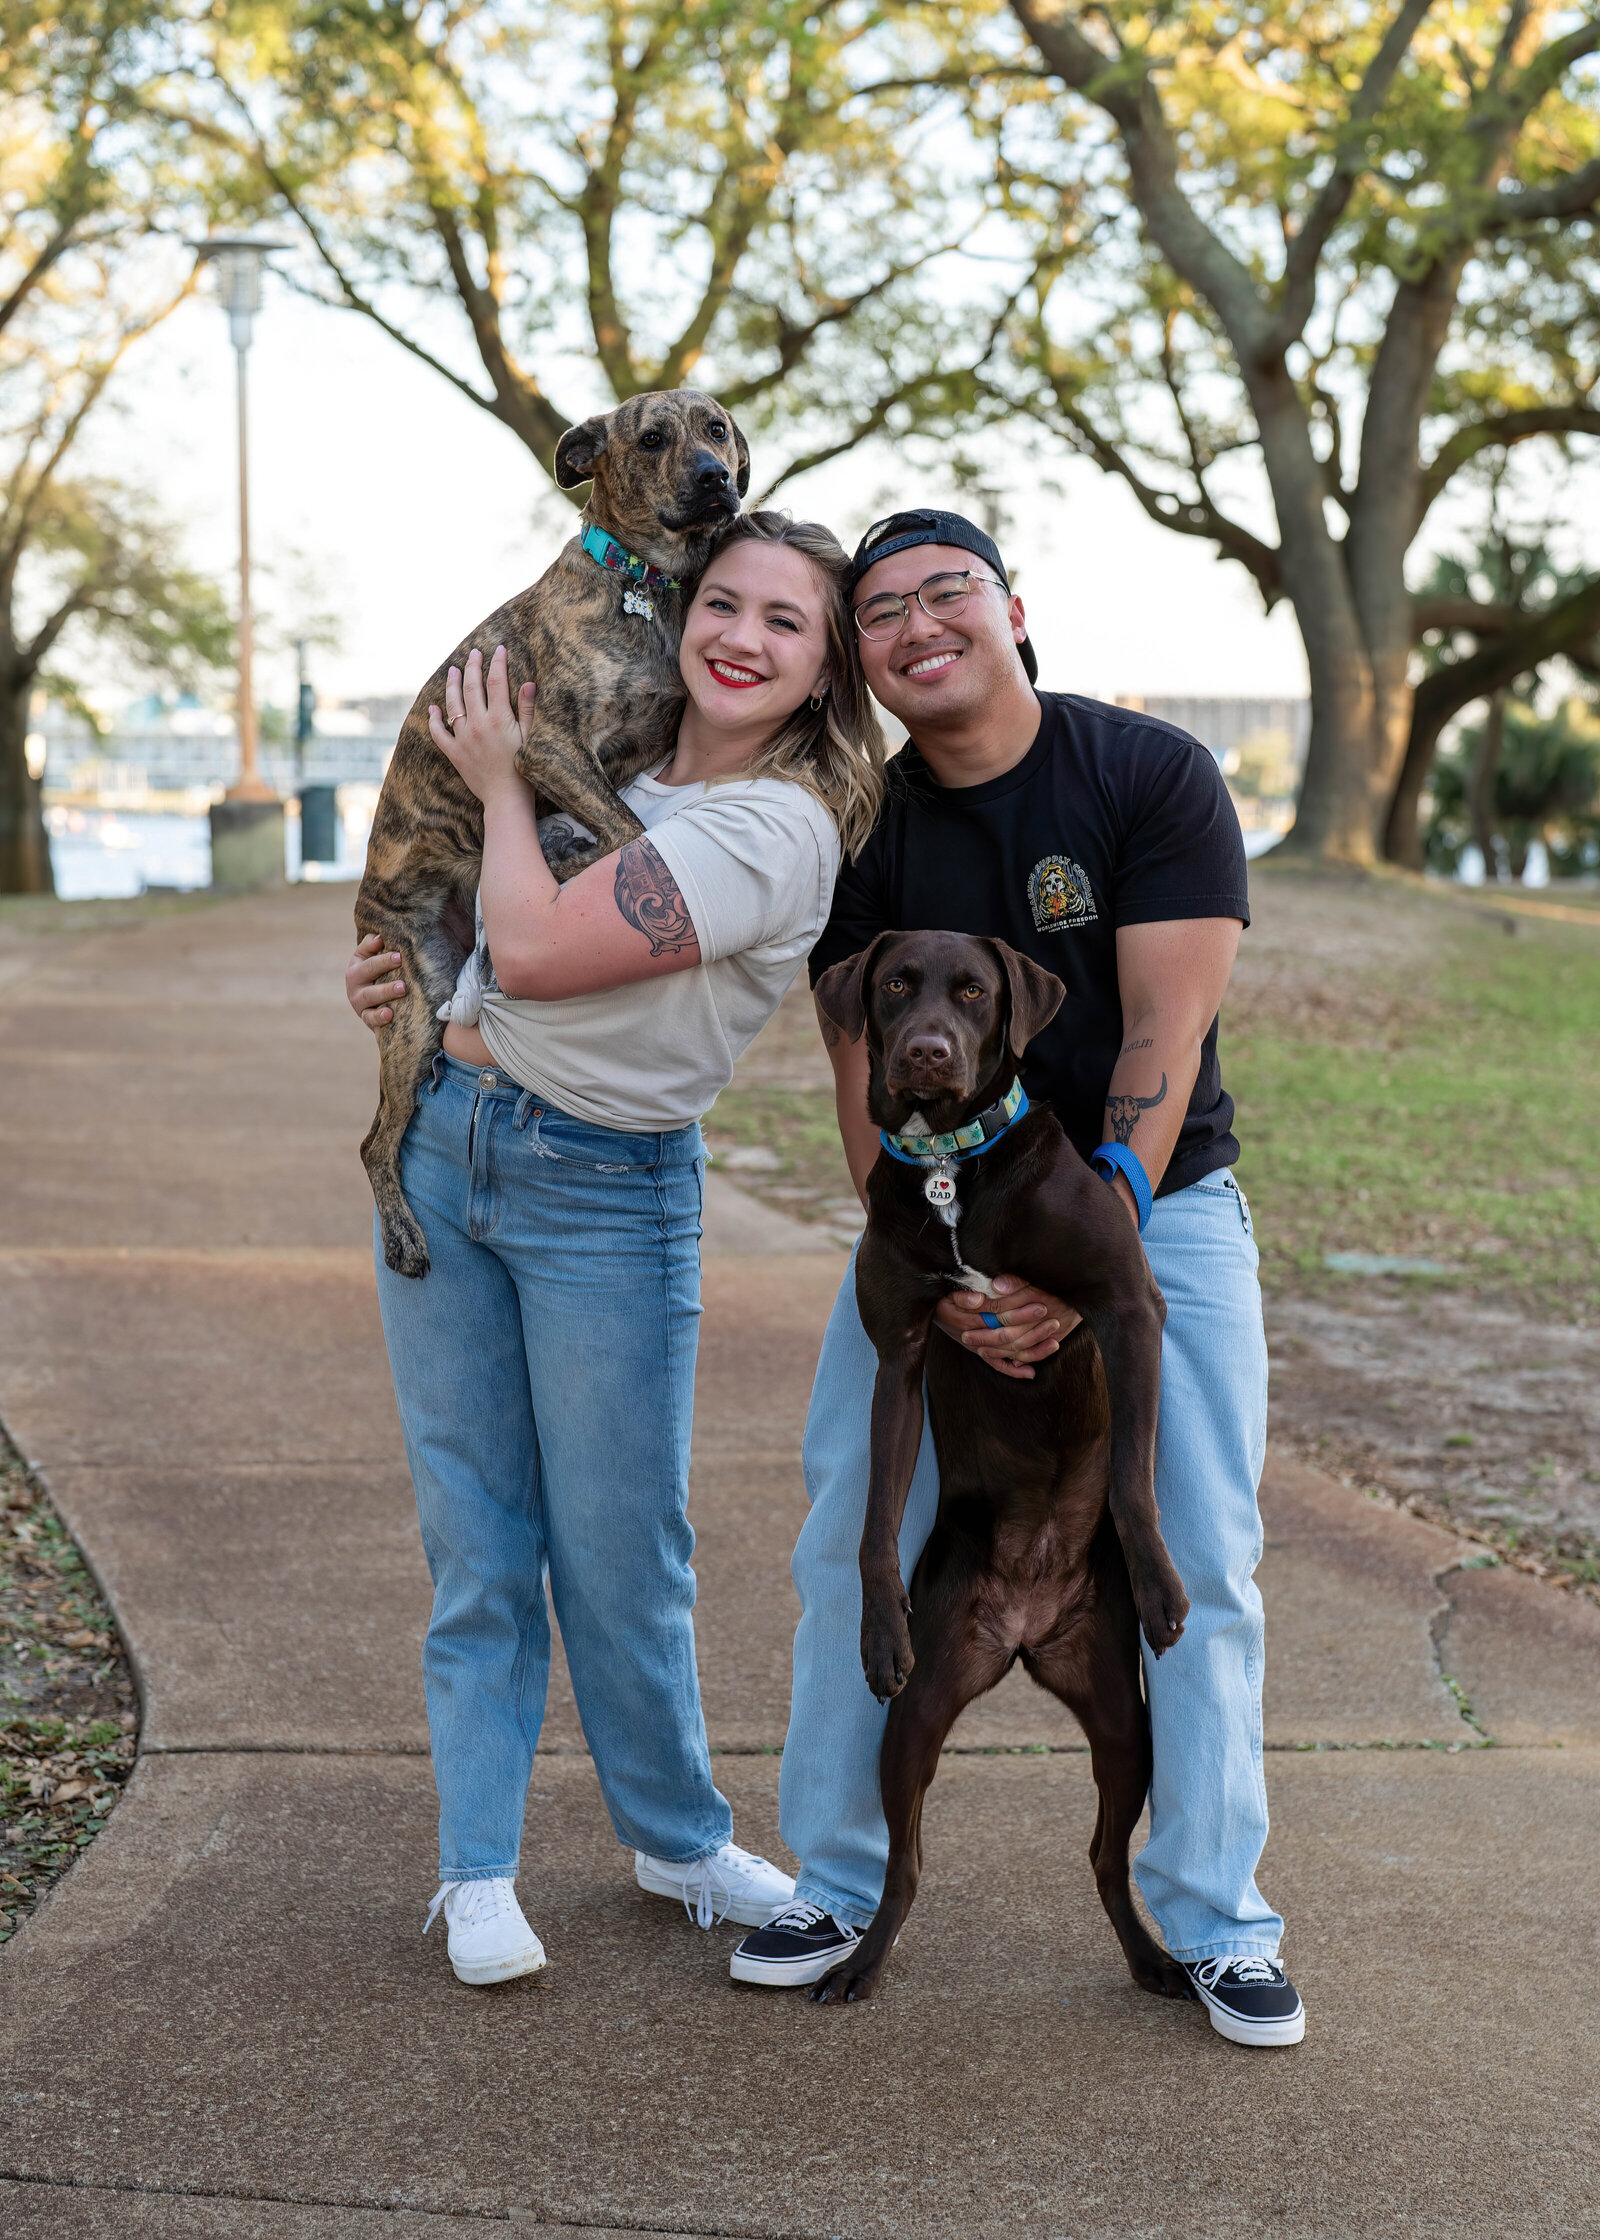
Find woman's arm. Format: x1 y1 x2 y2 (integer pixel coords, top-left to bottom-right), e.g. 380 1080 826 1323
429 645 702 1001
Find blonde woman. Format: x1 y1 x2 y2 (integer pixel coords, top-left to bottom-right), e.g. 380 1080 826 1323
345 513 884 1985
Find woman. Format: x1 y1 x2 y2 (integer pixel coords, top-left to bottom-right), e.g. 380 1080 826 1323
345 512 884 1985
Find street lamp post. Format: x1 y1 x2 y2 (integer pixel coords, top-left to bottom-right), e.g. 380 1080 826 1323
195 238 289 888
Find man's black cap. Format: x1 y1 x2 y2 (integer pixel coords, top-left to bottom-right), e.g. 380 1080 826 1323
849 507 1037 684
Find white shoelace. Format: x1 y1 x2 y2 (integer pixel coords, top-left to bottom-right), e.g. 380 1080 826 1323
1192 1953 1283 1990
763 1898 855 1937
423 1878 519 1936
669 1842 775 1929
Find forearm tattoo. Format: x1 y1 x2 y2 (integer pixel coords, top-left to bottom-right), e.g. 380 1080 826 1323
614 837 696 957
1106 1073 1168 1145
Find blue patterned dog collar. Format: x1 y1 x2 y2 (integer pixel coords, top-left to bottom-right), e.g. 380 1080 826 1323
880 1077 1028 1165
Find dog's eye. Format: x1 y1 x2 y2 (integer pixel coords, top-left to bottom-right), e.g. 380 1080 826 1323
882 976 907 995
639 430 664 449
959 982 985 1000
708 421 728 440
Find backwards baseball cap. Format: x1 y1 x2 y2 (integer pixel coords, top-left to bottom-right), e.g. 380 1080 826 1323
849 507 1037 684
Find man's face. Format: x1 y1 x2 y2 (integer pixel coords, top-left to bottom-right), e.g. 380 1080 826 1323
851 542 1030 728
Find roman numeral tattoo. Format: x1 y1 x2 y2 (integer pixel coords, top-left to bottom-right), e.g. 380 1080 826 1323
1106 1073 1167 1145
614 837 697 957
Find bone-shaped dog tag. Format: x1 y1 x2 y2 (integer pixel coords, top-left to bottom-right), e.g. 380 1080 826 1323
622 585 655 619
924 1168 956 1208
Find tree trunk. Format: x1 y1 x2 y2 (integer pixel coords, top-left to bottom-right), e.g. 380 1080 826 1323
0 687 55 895
1470 691 1506 879
1246 373 1385 866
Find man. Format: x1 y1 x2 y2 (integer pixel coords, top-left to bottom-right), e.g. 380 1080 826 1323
729 509 1304 2049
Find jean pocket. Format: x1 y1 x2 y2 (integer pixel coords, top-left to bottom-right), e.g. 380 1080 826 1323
1227 1172 1254 1236
526 1113 644 1172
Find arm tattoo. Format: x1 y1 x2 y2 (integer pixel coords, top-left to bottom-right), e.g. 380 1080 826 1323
1106 1073 1167 1145
613 837 697 958
1120 1035 1154 1056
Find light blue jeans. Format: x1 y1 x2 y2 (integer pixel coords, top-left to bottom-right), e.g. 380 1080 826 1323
779 1168 1283 1963
375 1055 732 1883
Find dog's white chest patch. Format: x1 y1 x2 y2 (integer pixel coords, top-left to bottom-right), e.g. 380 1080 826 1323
622 585 655 619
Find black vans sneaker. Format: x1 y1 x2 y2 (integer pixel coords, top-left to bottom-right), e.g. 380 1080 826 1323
1183 1955 1305 2047
729 1901 862 1987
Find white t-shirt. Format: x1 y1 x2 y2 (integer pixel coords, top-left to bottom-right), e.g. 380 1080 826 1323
447 767 840 1131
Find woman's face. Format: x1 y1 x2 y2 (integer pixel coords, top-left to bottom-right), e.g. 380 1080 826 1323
679 539 831 735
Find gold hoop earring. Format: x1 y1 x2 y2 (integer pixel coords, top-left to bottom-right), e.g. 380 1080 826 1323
809 692 825 712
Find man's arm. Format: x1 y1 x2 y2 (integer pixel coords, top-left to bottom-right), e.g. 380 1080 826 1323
1099 918 1242 1220
817 997 879 1207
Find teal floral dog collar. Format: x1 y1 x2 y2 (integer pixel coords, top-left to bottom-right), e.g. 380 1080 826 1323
580 521 682 591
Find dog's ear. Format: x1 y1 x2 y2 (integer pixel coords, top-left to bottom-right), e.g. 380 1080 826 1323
554 415 609 490
989 939 1065 1059
728 412 751 497
813 932 895 1046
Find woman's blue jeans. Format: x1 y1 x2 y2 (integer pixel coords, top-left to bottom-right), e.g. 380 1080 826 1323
779 1169 1284 1962
375 1055 732 1883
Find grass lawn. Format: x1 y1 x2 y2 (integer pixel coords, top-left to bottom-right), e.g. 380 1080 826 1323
1230 872 1600 1315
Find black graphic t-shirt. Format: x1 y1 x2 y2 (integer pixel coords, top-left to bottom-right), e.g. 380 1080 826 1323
807 692 1250 1195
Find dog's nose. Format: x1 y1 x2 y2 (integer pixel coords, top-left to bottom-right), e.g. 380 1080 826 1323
905 1034 953 1068
694 455 732 490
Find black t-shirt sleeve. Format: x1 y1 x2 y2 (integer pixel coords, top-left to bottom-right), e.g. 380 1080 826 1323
1112 734 1251 929
808 830 890 985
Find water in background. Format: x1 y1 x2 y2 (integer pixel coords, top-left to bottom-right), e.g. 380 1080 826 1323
45 791 378 901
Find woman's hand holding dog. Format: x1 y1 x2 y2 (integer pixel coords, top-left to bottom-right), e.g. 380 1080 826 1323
347 935 406 1033
935 1274 1080 1380
427 644 535 804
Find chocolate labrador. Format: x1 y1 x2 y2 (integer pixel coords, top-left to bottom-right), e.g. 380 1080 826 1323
808 928 1192 2006
355 388 749 1280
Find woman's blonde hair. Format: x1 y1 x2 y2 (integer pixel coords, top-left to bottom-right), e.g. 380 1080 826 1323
702 509 886 859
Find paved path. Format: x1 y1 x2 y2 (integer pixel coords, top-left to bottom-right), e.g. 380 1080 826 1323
1 886 1597 2240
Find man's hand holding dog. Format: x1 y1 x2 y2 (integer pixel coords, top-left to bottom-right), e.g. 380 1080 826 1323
935 1277 1079 1380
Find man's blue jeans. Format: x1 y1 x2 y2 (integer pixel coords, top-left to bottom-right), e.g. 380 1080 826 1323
779 1168 1284 1962
375 1056 732 1883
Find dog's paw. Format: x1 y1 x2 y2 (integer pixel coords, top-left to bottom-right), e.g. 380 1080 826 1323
809 1957 884 2006
1134 1560 1189 1657
1131 1951 1197 2002
860 1595 914 1702
382 1214 431 1282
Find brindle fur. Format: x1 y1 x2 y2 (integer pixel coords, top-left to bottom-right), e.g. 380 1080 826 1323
354 389 749 1277
808 930 1192 2007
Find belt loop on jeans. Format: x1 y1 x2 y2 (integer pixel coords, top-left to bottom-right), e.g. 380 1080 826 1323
513 1091 540 1131
427 1051 447 1093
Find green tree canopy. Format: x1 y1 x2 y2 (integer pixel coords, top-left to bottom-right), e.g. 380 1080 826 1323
905 0 1600 864
200 0 1030 494
1 0 243 891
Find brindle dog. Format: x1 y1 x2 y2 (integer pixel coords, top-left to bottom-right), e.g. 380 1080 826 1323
809 929 1193 2007
355 389 749 1279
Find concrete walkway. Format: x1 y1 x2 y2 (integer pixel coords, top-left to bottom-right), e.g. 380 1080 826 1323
1 885 1597 2240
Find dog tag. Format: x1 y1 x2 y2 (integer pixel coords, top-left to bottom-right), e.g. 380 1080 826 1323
622 585 655 619
924 1168 956 1208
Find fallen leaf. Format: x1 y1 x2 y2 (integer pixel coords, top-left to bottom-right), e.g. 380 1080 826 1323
49 1781 87 1805
60 1630 97 1649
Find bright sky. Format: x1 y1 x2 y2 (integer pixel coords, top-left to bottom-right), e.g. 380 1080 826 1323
111 274 1311 717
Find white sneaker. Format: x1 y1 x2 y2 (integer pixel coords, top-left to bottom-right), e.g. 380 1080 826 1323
634 1840 796 1928
424 1878 546 1985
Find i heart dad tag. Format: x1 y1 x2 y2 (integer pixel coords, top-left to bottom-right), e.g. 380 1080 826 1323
923 1167 957 1208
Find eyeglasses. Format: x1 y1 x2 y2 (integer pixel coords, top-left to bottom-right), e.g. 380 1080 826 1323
852 569 1008 640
